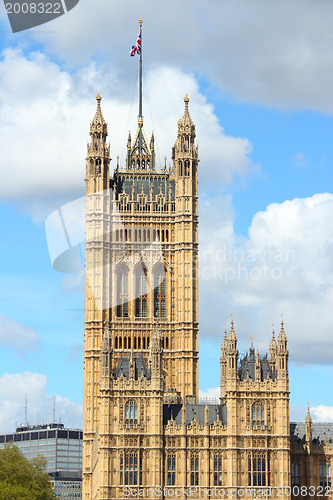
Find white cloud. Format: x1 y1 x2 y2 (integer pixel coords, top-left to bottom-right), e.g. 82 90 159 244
0 372 82 433
27 0 333 112
0 49 255 217
199 193 333 364
292 153 310 168
0 314 41 354
311 405 333 423
199 386 220 401
291 404 333 423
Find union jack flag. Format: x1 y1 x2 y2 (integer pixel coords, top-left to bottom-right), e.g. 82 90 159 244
130 31 141 57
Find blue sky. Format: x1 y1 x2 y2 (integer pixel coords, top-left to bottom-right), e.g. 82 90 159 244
0 0 332 431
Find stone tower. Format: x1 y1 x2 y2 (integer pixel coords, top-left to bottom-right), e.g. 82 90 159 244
220 320 290 492
83 91 199 499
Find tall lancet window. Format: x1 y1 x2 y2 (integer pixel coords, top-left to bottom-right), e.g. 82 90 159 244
252 404 264 427
125 401 138 425
117 267 129 317
135 265 148 318
154 266 166 318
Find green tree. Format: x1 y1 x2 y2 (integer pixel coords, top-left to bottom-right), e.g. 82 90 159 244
0 443 56 500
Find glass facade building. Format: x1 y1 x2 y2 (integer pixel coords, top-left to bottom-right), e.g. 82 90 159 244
0 423 82 499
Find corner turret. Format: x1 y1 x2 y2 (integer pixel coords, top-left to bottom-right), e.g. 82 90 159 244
86 92 110 192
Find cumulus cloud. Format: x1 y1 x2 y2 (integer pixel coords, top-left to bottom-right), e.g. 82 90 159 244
0 49 255 217
292 153 310 168
0 314 41 354
290 405 333 423
199 386 220 401
199 193 333 364
311 405 333 423
25 0 333 113
0 372 82 433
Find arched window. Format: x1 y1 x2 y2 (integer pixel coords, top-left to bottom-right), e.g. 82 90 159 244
248 452 270 487
191 455 199 486
185 160 190 176
117 267 129 317
154 266 166 318
252 404 264 427
95 158 101 174
125 401 138 425
214 454 223 486
120 451 142 486
167 454 176 486
135 265 148 318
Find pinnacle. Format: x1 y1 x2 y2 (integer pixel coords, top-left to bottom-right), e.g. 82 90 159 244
229 314 237 340
306 403 312 423
91 91 106 128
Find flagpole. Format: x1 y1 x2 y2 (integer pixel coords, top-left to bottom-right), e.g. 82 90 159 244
139 17 143 120
138 17 143 157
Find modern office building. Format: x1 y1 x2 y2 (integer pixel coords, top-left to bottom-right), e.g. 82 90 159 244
0 422 82 499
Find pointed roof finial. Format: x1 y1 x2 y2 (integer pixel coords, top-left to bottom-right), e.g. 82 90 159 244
184 93 190 113
278 313 287 342
91 91 106 130
229 313 237 340
96 91 102 106
306 402 312 423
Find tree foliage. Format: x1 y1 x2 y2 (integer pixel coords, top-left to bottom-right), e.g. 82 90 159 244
0 443 56 500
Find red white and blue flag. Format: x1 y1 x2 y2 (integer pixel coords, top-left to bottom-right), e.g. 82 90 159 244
130 31 141 57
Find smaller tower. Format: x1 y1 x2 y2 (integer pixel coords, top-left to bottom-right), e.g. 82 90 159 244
305 404 313 450
269 324 277 375
277 317 289 383
86 92 110 193
226 317 238 382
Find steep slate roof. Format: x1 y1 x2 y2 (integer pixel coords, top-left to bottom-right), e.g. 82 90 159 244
290 422 333 444
163 404 227 426
238 346 276 382
114 353 151 380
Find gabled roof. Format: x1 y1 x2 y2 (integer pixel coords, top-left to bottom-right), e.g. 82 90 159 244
290 422 333 444
114 353 151 380
238 346 276 381
163 404 227 426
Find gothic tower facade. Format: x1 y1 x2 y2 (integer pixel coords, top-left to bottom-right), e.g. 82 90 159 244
83 92 199 499
82 92 332 500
